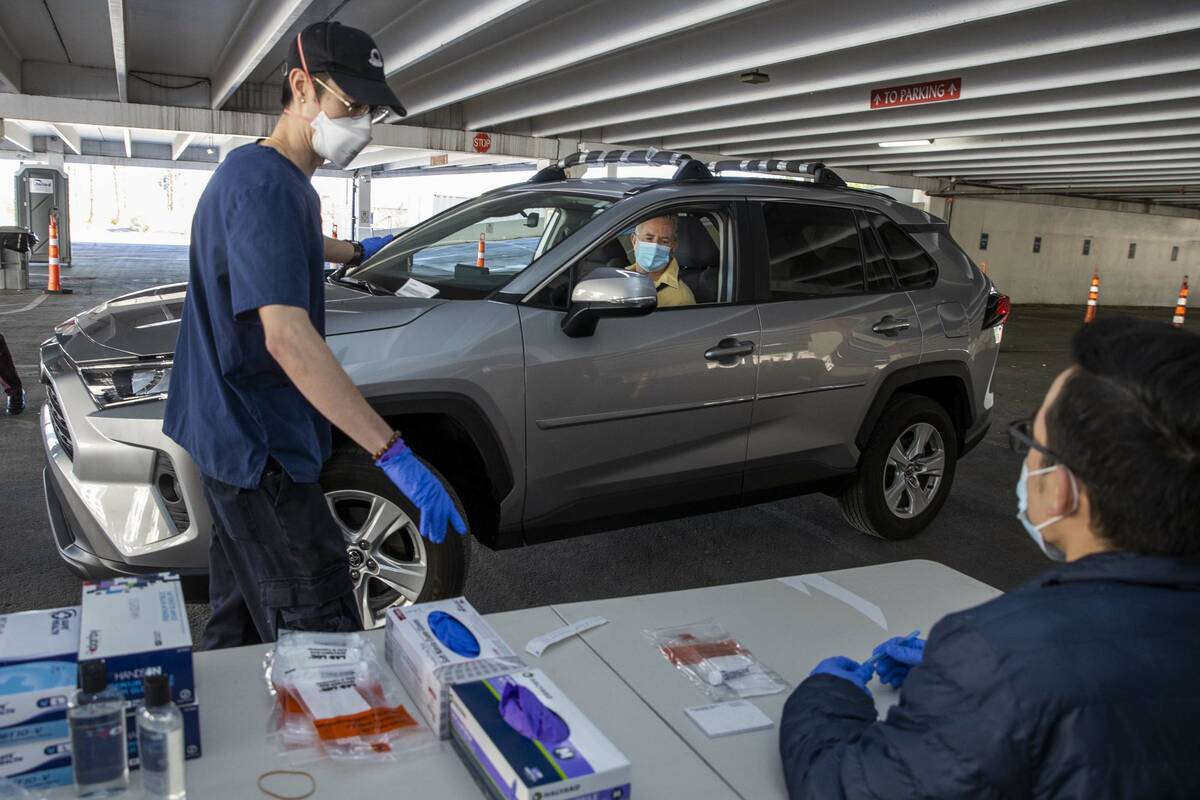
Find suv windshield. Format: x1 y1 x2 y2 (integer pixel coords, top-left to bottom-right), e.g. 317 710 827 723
349 192 614 299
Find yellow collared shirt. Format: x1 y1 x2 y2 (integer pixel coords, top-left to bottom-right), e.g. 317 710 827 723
634 258 695 307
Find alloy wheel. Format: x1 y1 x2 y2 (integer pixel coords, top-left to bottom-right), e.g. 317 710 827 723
882 422 946 519
325 489 428 629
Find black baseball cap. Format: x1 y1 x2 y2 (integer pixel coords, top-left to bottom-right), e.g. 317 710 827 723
285 21 406 121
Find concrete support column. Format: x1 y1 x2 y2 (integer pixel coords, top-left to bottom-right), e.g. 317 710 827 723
355 169 372 236
44 137 65 170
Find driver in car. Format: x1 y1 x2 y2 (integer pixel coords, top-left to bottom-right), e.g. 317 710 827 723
630 216 695 307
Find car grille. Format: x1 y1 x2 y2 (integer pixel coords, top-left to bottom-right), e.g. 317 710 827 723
45 382 73 460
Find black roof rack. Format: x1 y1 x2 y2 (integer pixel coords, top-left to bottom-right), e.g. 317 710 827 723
528 148 694 183
706 158 847 188
528 148 847 188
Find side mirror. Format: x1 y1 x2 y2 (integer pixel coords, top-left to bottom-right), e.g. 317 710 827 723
523 211 541 228
562 268 657 338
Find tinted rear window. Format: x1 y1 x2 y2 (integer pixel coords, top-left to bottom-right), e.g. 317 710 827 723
865 213 938 289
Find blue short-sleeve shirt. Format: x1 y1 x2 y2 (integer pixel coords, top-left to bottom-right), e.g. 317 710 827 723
163 143 329 489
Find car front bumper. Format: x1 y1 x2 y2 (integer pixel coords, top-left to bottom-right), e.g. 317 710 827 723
39 339 210 579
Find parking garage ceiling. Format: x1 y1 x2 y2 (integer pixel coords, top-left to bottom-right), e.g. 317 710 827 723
0 0 1197 209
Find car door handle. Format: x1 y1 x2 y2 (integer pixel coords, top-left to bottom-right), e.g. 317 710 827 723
705 338 756 362
872 316 911 337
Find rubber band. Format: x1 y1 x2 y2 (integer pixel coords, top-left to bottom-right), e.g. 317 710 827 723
257 770 316 800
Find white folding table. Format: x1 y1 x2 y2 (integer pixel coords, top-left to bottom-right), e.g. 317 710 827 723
40 560 998 799
551 559 1001 799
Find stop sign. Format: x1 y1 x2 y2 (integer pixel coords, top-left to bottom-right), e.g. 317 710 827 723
472 132 492 153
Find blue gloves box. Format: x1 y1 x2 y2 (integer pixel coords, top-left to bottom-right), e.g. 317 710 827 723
0 606 80 749
0 738 72 791
0 704 201 766
385 597 524 738
78 573 194 706
449 669 631 800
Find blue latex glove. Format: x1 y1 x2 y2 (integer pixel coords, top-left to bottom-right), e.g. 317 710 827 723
869 631 925 688
810 656 874 695
428 611 481 658
499 682 571 745
375 440 466 544
360 234 394 261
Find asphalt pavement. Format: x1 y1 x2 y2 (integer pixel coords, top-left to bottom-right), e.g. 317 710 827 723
0 243 1177 638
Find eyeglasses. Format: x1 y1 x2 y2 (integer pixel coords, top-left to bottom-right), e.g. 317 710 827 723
1007 418 1063 465
310 74 370 119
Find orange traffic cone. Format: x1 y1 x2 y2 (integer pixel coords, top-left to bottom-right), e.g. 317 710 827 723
476 234 486 270
331 222 338 239
1172 275 1189 328
44 211 72 295
1083 270 1099 324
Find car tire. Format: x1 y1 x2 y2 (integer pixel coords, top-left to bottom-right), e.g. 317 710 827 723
321 446 469 629
837 394 958 540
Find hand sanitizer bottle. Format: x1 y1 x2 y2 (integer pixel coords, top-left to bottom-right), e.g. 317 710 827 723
68 660 129 797
136 674 186 799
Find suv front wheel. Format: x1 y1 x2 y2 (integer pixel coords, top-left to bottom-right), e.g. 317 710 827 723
838 394 958 540
321 446 469 629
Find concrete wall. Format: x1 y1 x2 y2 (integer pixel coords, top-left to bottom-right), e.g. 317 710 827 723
943 197 1199 306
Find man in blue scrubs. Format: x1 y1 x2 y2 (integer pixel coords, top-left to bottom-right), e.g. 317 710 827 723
165 21 465 649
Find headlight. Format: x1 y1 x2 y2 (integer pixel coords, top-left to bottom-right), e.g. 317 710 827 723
79 361 172 408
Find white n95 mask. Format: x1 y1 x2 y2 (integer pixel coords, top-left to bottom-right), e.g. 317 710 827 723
310 111 372 169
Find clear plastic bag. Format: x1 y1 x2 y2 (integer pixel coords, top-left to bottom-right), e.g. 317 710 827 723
266 630 436 763
645 621 789 701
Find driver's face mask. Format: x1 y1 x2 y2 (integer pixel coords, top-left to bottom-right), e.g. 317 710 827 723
635 240 672 272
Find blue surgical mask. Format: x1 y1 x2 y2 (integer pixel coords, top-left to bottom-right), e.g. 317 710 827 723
635 240 672 272
1015 463 1069 561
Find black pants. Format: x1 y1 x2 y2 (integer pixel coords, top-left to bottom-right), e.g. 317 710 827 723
199 463 359 649
0 333 20 396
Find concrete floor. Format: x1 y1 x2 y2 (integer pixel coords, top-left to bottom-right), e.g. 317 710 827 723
0 243 1179 635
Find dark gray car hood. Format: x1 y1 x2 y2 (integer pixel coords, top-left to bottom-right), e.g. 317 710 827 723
56 282 442 363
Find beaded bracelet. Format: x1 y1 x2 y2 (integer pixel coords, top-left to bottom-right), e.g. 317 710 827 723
372 430 403 461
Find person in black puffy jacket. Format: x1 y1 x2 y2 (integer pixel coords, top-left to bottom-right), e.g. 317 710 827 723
780 317 1200 799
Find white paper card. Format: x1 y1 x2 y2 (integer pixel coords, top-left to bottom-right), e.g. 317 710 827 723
525 616 608 657
685 700 774 738
395 278 439 298
293 670 371 720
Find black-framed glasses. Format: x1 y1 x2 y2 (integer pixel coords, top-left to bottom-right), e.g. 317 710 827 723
1007 419 1062 464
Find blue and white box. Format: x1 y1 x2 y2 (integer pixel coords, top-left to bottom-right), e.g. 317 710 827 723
385 597 524 738
0 606 80 742
0 737 72 790
449 669 631 800
79 573 194 706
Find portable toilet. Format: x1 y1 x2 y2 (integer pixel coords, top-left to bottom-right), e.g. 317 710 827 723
16 166 70 266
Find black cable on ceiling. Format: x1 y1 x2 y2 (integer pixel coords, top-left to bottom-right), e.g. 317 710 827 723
129 72 210 90
42 0 71 63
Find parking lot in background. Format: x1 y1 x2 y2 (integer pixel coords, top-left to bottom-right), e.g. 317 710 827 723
0 243 1171 638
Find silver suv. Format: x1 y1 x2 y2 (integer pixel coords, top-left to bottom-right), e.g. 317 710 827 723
39 154 1007 628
